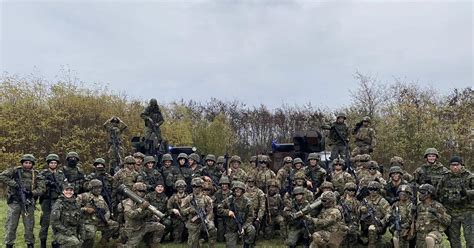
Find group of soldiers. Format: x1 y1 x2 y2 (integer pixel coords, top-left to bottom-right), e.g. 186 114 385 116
0 113 473 248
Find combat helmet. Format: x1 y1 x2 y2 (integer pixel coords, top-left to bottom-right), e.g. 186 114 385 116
66 152 80 161
321 191 337 206
424 148 439 158
344 182 357 191
368 181 382 190
293 186 305 195
161 154 173 163
283 156 293 164
307 153 320 161
232 181 246 191
143 156 156 165
133 152 145 159
336 113 347 119
294 171 306 180
205 154 216 162
219 176 231 185
250 156 257 163
189 153 200 163
419 184 436 196
132 182 147 191
292 158 304 166
320 181 334 190
267 179 280 189
397 184 413 195
175 179 187 189
230 155 242 164
362 116 371 122
389 166 403 176
332 158 345 165
20 154 36 165
46 154 60 163
217 156 225 164
124 156 136 164
177 153 188 160
390 156 404 166
89 179 103 188
191 177 204 187
93 158 106 166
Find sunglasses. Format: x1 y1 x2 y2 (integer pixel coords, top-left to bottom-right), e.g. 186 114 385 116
259 161 268 164
368 168 377 170
346 188 357 192
368 188 378 191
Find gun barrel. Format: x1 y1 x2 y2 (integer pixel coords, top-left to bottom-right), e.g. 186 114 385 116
118 184 165 218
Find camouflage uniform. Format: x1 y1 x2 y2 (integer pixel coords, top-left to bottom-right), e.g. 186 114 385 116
103 116 127 174
63 151 85 194
160 153 175 197
244 176 266 234
168 153 193 193
390 185 415 248
413 148 449 189
308 191 347 248
416 184 451 248
390 156 414 182
113 156 140 224
304 153 327 191
263 179 286 239
51 184 85 248
213 177 232 242
76 180 119 247
145 184 172 241
180 178 217 247
167 179 188 243
339 182 362 248
121 182 165 248
284 171 314 205
256 155 276 190
283 187 311 247
140 98 165 151
228 155 248 183
0 154 44 247
352 116 376 156
330 158 355 194
276 156 293 195
359 160 386 188
437 156 474 248
84 158 114 211
384 166 409 205
217 181 256 248
328 113 349 160
140 156 165 191
201 154 224 189
38 154 66 247
354 154 371 181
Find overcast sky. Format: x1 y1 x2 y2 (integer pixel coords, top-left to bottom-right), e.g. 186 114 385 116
1 1 472 109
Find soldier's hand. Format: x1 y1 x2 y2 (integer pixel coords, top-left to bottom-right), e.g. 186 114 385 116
239 229 245 235
203 176 212 182
140 201 150 210
294 211 303 219
83 207 95 214
228 211 235 218
306 181 313 189
172 208 181 216
360 206 368 214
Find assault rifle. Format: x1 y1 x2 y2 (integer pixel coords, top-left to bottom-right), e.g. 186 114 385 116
191 194 210 237
332 126 358 182
292 200 311 239
393 206 402 240
230 197 244 237
15 169 33 216
98 176 113 211
264 175 272 224
409 183 418 239
91 198 108 226
223 153 229 177
362 199 384 230
340 201 352 224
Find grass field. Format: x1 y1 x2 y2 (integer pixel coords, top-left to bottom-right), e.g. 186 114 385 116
0 199 462 247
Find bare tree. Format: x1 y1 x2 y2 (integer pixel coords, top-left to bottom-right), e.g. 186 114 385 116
350 72 386 118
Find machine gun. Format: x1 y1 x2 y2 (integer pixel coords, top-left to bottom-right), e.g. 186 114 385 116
90 198 109 226
191 194 210 238
118 184 165 218
15 169 33 216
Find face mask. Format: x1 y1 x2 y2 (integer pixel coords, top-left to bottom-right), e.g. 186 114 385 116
68 160 77 167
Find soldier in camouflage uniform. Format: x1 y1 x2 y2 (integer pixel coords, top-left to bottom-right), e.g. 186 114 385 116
390 185 415 248
330 157 355 195
76 179 119 247
359 160 386 190
213 176 232 242
51 183 85 248
244 175 266 235
121 182 165 248
385 166 408 205
351 116 376 156
201 154 224 190
217 181 256 248
304 153 327 193
168 153 193 193
188 153 204 178
289 158 305 182
308 191 347 248
103 116 127 174
328 113 349 160
263 179 285 239
256 155 276 190
140 98 165 152
84 158 114 212
216 155 226 170
359 181 391 248
413 148 449 189
140 156 164 191
160 153 174 197
339 182 361 248
284 171 314 204
354 154 371 181
180 177 217 247
228 155 248 183
167 179 188 243
248 155 259 178
113 156 140 224
389 156 414 182
145 182 172 242
283 186 311 248
63 151 85 195
437 156 473 248
276 156 293 195
415 184 451 248
133 152 145 172
38 153 66 248
0 154 44 248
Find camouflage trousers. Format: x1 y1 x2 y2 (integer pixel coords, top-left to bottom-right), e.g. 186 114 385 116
447 211 473 248
225 224 256 248
54 232 83 248
122 222 165 248
215 217 226 242
82 220 119 247
415 230 443 248
39 198 56 240
285 227 309 247
171 217 186 243
310 229 346 248
5 202 35 245
185 221 217 247
263 215 286 239
330 144 347 160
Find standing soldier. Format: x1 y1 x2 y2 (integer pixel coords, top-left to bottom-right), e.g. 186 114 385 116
51 183 85 247
276 156 293 195
437 156 473 248
339 182 361 248
304 153 327 193
263 179 286 239
390 185 415 248
38 153 66 248
415 184 451 248
168 153 193 193
359 161 386 192
217 181 256 248
216 156 226 172
133 152 145 172
389 156 414 182
121 182 165 247
188 153 204 178
167 179 188 243
0 154 44 248
140 98 165 153
283 186 311 248
244 175 266 236
213 176 232 242
248 156 259 178
103 116 127 174
145 182 172 242
228 155 247 183
160 153 175 197
307 191 347 248
354 154 371 180
327 113 349 160
201 154 224 189
351 116 376 156
140 156 164 192
84 158 114 211
63 151 85 195
385 166 408 205
76 179 119 247
413 148 449 189
330 158 355 195
113 156 140 224
180 177 217 247
284 171 314 204
256 155 276 190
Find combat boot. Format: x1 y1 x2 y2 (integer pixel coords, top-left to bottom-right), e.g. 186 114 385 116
51 241 60 248
40 239 47 248
27 243 34 248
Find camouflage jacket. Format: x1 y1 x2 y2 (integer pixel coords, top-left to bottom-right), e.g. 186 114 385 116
304 165 327 189
63 165 85 194
359 171 386 188
39 168 66 201
168 166 193 191
384 179 409 205
354 126 376 147
391 200 414 233
167 192 188 219
244 186 266 220
276 166 292 191
438 168 474 214
113 168 139 197
145 192 168 213
416 200 451 233
0 166 44 203
228 168 248 183
328 122 349 146
213 189 232 210
256 168 276 190
180 193 214 224
283 199 310 230
160 165 174 188
339 196 361 234
123 198 154 230
201 164 224 187
138 168 164 191
76 192 111 225
331 170 355 194
361 194 391 227
51 195 84 237
413 162 449 188
266 193 284 217
217 195 255 231
309 206 345 232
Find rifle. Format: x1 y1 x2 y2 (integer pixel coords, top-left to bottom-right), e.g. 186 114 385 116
408 183 417 239
352 121 363 135
362 199 384 230
340 201 352 224
223 153 229 177
292 199 311 239
15 169 33 216
393 206 402 240
46 172 61 195
332 126 357 181
110 129 122 175
229 197 244 237
285 170 293 195
264 175 272 224
98 175 113 211
90 198 109 226
191 194 210 238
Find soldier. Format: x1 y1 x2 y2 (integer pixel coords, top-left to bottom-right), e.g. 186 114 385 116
140 98 165 153
330 157 355 195
0 154 44 248
160 153 175 197
359 181 391 248
140 156 164 192
307 191 347 248
359 160 386 189
168 153 193 193
352 116 376 156
63 151 85 194
103 116 127 174
202 181 215 197
284 171 314 204
228 155 247 183
167 179 188 243
145 182 172 242
244 175 266 236
263 179 285 239
217 181 256 248
339 182 361 248
437 156 473 248
256 155 276 190
201 154 224 190
51 183 85 248
188 153 204 178
415 184 451 248
121 182 165 247
76 179 119 247
180 177 217 247
133 152 145 172
213 176 232 242
248 155 259 178
283 186 311 248
38 153 66 248
113 156 140 223
276 156 293 195
290 158 305 180
390 185 415 248
328 113 349 160
389 156 414 182
304 153 327 193
84 158 114 211
216 156 226 170
354 154 371 180
413 148 449 189
385 166 408 205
